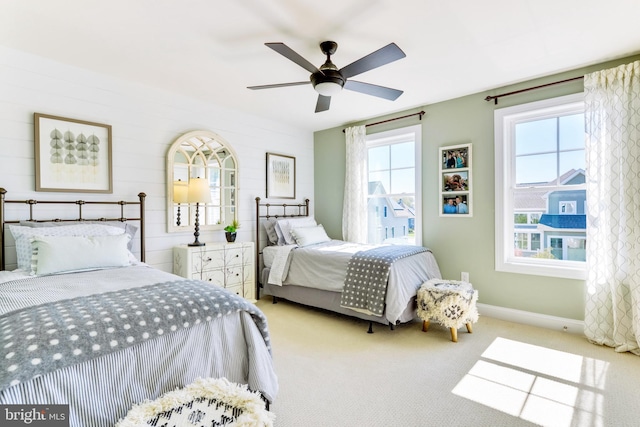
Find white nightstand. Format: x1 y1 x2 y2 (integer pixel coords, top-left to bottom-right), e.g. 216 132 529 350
173 242 255 301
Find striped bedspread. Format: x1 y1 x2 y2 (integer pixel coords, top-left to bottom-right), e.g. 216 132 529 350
0 266 278 427
340 245 429 317
0 279 269 390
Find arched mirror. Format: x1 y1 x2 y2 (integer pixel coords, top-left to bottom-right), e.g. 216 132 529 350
167 130 238 233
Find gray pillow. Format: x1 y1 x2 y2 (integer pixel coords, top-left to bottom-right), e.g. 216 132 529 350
19 220 138 251
262 219 279 245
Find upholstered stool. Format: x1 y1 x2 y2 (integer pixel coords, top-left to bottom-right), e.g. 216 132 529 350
417 279 479 342
116 377 275 427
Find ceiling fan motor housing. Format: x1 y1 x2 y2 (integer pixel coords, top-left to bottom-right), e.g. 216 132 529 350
311 68 345 89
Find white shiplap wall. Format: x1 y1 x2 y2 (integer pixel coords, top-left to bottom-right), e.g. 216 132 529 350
0 46 314 272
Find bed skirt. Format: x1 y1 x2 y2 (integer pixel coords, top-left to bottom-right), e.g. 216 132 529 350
260 269 417 325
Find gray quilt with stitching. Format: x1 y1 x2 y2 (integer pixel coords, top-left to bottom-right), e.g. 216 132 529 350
0 279 269 390
340 245 429 316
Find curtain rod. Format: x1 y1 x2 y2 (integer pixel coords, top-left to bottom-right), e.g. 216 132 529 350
342 110 425 133
484 76 584 105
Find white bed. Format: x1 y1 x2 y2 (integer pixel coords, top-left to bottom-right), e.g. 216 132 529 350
0 190 278 427
255 197 442 331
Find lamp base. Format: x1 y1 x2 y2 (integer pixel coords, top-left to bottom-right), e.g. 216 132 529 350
188 241 206 247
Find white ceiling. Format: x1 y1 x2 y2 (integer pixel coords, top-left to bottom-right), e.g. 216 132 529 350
2 0 640 132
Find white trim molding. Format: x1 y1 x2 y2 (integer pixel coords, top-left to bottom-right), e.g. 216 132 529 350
477 303 584 335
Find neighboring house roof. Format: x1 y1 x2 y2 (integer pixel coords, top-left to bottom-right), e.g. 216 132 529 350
514 190 547 211
367 181 415 219
539 214 586 229
369 181 386 195
515 168 586 212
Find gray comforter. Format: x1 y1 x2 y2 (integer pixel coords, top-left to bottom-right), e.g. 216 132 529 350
0 265 278 427
263 240 442 324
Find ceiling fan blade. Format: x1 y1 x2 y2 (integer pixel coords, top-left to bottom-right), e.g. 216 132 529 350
247 81 310 90
315 95 331 113
265 42 324 75
339 43 406 79
344 80 403 101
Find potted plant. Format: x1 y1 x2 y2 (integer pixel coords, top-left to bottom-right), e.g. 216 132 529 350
224 219 239 243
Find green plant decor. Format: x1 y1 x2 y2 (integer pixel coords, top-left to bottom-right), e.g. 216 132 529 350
224 219 240 233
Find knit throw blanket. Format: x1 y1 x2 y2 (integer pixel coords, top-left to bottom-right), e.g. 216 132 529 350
0 279 270 390
340 245 428 317
116 377 275 427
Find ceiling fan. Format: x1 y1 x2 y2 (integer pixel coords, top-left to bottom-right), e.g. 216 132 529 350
247 41 406 113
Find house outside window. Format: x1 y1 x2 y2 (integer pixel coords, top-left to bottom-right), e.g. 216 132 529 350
366 125 422 245
495 93 586 279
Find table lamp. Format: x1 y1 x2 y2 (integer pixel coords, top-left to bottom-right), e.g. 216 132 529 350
173 179 188 226
187 177 211 246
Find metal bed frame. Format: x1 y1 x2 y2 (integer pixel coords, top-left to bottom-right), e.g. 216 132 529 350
254 196 309 299
0 188 146 270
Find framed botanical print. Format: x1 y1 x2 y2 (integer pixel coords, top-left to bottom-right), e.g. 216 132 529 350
266 152 295 199
34 113 113 193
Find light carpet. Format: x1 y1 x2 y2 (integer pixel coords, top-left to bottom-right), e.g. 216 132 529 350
256 298 639 427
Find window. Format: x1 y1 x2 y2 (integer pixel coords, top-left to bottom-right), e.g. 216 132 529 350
495 93 586 279
366 125 422 245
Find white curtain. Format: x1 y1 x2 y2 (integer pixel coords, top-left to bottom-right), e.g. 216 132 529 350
342 125 368 243
584 60 640 355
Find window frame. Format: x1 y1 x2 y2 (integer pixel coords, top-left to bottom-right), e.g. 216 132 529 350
494 93 586 280
366 124 422 246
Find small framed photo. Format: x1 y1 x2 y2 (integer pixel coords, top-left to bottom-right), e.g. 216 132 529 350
266 152 296 199
442 194 470 215
441 144 470 169
439 143 472 217
442 170 469 192
34 113 112 193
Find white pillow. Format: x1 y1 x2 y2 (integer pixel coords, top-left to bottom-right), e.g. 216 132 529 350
30 234 131 276
9 224 126 271
19 220 138 250
290 224 331 247
276 217 317 245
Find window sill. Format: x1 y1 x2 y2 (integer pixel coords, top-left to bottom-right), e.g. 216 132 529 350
496 258 586 280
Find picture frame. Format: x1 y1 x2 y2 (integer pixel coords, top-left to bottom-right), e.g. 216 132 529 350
439 143 472 217
34 113 113 193
266 152 296 199
442 170 469 192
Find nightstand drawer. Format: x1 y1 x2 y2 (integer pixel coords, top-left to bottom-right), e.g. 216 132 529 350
200 269 224 285
200 268 243 286
190 248 243 272
225 247 243 266
225 284 244 297
173 242 255 301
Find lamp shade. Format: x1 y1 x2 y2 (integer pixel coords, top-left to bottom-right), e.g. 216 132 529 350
187 177 212 203
314 81 343 96
173 179 189 203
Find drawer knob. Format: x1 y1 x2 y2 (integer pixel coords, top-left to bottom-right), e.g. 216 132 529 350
206 257 212 262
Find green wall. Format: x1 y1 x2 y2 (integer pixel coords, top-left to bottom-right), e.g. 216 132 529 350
314 54 640 321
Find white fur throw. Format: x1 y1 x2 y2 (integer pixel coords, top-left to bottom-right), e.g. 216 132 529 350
116 377 275 427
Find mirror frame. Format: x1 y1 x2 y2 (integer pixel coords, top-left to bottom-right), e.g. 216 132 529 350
166 130 239 233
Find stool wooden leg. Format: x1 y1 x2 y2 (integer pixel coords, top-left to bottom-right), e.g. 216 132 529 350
466 323 473 334
450 328 458 342
422 320 430 332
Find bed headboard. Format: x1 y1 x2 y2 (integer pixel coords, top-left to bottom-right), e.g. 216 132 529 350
0 188 147 270
254 197 309 298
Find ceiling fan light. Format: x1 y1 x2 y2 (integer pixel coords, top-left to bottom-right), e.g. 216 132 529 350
314 81 343 96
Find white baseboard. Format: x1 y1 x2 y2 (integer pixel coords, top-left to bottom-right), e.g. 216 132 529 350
477 303 584 335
